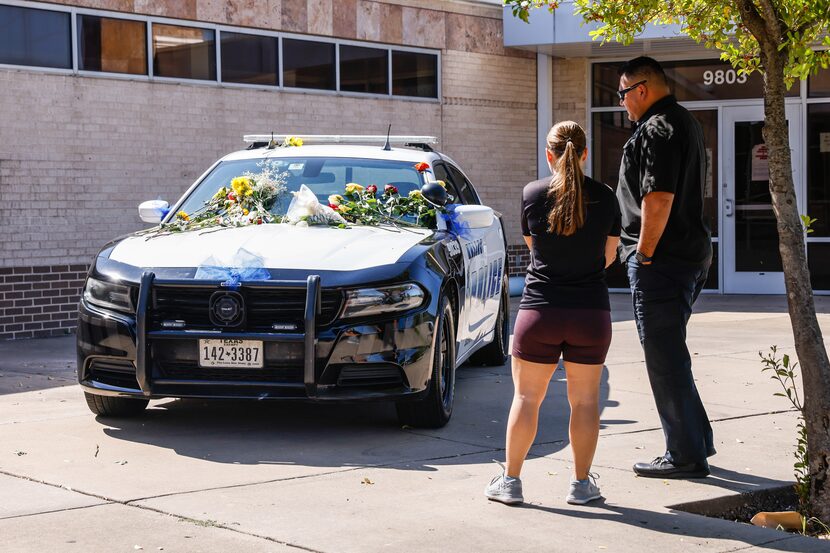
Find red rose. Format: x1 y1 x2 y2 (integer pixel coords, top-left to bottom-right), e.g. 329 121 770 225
228 193 236 201
414 162 430 172
329 203 339 210
256 218 263 225
384 184 398 194
366 184 378 195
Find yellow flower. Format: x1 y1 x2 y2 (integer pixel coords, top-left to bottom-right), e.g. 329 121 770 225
408 190 423 199
243 209 249 215
328 194 344 206
338 204 351 213
231 176 253 197
435 180 447 189
213 186 228 199
345 183 364 195
176 211 190 221
284 136 304 147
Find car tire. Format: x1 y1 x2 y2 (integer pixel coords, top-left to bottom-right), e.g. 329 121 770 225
396 295 456 429
469 274 510 367
84 391 149 417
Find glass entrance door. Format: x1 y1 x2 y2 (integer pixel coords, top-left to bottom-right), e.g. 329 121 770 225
722 105 802 294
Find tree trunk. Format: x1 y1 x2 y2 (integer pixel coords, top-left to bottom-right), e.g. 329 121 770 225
760 46 830 522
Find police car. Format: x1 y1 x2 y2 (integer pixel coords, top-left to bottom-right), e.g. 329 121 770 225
77 135 508 428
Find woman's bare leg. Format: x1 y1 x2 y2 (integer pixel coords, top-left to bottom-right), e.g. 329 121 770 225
505 356 558 478
563 361 604 480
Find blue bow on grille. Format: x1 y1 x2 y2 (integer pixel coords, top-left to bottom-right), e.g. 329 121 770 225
193 266 271 289
194 248 270 289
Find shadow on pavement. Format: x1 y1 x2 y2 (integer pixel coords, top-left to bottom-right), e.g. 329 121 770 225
94 364 616 471
519 500 817 552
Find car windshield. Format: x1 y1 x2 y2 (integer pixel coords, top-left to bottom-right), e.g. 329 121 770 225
176 156 427 224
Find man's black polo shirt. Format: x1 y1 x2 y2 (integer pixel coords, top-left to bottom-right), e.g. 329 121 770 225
616 95 712 266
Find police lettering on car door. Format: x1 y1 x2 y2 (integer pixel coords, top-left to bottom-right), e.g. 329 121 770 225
454 223 505 355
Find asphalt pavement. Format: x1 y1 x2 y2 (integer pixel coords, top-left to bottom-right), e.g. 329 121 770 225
1 294 829 552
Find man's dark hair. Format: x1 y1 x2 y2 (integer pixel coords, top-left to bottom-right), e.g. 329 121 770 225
618 56 669 87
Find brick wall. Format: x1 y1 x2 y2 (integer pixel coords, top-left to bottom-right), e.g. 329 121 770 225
0 265 88 340
552 57 589 129
507 243 530 277
0 0 538 339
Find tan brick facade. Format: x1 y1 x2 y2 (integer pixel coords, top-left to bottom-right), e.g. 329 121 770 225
0 0 538 338
551 57 589 129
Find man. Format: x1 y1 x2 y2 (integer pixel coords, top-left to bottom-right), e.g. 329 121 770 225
616 56 715 478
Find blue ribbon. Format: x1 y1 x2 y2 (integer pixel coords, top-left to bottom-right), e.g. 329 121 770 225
440 204 472 239
194 266 270 289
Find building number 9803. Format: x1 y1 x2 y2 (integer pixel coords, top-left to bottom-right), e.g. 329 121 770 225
703 69 747 86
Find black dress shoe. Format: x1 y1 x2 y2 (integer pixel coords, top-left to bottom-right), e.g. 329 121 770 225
633 455 710 478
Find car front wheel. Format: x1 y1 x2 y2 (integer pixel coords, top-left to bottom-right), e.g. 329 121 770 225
396 295 456 428
84 391 149 417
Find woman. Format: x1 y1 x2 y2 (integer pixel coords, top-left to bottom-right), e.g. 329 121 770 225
485 121 621 506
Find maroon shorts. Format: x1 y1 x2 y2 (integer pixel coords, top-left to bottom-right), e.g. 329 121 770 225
511 306 612 365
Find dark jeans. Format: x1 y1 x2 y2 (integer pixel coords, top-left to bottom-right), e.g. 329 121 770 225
627 256 714 464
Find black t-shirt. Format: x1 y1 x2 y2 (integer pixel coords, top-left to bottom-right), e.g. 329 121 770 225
617 95 712 266
520 175 621 311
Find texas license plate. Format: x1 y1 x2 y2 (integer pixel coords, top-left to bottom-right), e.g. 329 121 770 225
198 339 263 368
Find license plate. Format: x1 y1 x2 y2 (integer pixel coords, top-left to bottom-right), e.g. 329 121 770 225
198 339 263 368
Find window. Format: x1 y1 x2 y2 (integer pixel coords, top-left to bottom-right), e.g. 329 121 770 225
283 39 335 90
220 31 278 86
78 15 146 75
432 164 462 203
593 59 799 107
806 104 830 236
0 6 440 100
339 45 388 94
808 66 830 98
392 51 438 98
808 244 830 290
0 5 71 69
152 23 215 81
591 105 720 289
179 157 426 224
445 165 479 205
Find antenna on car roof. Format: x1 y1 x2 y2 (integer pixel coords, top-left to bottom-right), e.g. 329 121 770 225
382 124 392 151
267 132 278 150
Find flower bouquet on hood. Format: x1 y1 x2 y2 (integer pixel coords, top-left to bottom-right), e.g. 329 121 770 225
144 160 288 237
327 182 439 228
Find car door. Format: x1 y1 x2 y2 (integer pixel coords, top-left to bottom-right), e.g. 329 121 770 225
437 163 505 358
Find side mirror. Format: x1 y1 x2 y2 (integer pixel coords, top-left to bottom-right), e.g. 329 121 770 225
138 200 169 224
452 205 494 229
420 181 448 207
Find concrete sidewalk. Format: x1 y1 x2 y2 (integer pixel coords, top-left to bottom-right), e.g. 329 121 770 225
1 294 829 552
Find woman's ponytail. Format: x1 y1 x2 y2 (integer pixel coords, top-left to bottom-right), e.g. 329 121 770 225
545 122 587 236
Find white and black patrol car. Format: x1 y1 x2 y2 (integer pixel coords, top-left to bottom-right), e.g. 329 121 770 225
77 135 509 428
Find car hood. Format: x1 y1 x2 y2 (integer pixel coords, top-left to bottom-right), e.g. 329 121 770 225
108 224 433 271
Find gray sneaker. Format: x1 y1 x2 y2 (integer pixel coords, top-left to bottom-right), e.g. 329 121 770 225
484 462 523 505
566 473 601 505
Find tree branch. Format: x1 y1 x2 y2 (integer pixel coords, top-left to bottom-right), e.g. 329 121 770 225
734 0 775 51
754 0 784 40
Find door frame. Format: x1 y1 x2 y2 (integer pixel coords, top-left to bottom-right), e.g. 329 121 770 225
721 104 803 294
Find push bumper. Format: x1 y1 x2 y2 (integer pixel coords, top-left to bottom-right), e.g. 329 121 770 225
78 272 437 401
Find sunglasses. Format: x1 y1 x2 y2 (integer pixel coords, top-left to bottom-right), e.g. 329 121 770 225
617 80 647 102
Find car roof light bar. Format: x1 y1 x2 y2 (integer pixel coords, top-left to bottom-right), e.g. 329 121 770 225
242 134 439 146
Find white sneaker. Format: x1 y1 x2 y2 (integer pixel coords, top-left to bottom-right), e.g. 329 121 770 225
484 461 524 505
566 472 601 505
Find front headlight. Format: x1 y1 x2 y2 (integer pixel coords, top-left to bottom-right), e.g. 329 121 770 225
83 277 135 314
341 283 426 319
